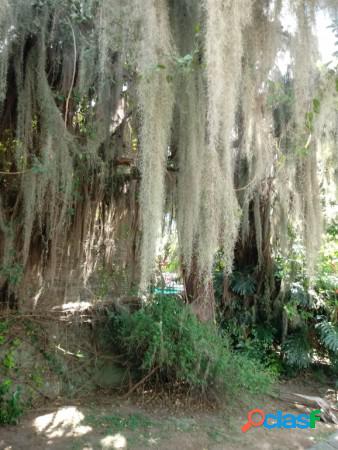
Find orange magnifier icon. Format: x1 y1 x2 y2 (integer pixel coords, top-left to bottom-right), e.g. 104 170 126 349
241 409 265 433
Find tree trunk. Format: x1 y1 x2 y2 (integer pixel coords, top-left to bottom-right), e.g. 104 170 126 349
183 255 215 322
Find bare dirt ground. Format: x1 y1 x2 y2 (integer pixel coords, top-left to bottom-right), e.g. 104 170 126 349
1 377 337 450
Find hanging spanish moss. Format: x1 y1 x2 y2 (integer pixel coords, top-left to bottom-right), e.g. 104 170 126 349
0 0 10 109
171 0 205 274
200 0 253 275
0 0 336 309
136 0 175 289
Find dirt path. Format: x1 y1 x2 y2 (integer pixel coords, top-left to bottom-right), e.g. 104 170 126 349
1 379 337 450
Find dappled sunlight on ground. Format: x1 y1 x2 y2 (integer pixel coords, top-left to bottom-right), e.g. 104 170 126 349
101 433 127 449
1 380 338 450
28 405 131 449
33 406 92 439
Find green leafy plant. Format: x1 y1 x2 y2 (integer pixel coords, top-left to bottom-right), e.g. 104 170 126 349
0 321 24 424
283 330 313 369
110 296 274 396
317 321 338 353
3 351 15 369
0 380 23 425
230 270 257 296
0 263 23 286
272 220 338 373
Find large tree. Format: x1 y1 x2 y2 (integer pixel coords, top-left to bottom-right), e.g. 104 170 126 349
0 0 337 315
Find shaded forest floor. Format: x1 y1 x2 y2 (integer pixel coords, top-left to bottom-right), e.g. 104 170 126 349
1 377 338 450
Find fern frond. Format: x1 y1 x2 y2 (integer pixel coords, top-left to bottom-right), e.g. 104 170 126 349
283 331 312 369
316 321 338 353
230 271 256 296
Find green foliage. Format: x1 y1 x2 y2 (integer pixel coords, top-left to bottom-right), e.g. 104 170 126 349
317 321 338 353
85 412 153 432
274 221 338 371
110 296 274 395
214 220 337 376
312 98 321 114
305 111 314 132
230 270 256 296
3 351 15 369
0 131 19 173
213 260 281 372
0 379 23 425
0 262 23 286
0 322 24 424
304 95 321 133
283 330 313 369
229 324 282 376
31 156 46 175
172 23 203 74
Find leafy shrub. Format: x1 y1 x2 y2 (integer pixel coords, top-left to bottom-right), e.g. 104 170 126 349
283 330 313 369
0 379 23 425
235 326 282 374
230 270 257 296
110 296 274 396
317 321 338 353
274 221 338 373
212 222 337 376
0 321 24 424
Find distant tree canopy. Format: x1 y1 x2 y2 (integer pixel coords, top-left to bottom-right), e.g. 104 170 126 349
0 0 337 311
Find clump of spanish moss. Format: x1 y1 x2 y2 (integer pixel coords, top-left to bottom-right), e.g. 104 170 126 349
0 0 336 308
136 0 176 289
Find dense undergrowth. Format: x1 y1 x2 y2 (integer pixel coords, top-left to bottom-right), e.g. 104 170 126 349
0 317 102 425
0 321 23 424
109 296 275 397
214 222 338 377
0 379 22 425
0 224 335 425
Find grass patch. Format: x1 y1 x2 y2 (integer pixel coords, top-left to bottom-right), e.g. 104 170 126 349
84 412 154 432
